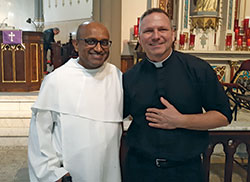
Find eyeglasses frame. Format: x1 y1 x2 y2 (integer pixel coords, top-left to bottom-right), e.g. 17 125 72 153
78 38 112 48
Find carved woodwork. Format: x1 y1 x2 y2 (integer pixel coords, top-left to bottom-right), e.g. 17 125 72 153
0 31 43 92
121 130 250 182
51 33 78 69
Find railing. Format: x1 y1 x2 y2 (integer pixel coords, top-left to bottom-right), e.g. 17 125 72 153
120 121 250 182
203 130 250 182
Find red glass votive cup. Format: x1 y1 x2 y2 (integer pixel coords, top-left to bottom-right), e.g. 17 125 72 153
246 28 250 39
179 34 185 46
234 19 239 30
190 34 195 46
234 27 239 41
189 34 195 50
134 25 138 38
244 18 249 31
237 36 243 46
137 17 140 27
225 34 232 50
247 38 250 47
226 35 232 46
236 35 243 50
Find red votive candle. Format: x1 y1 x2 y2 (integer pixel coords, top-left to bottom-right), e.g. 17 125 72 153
244 18 249 31
234 27 239 41
134 25 138 37
234 19 239 30
226 34 232 46
246 28 250 39
137 17 140 27
247 38 250 47
189 34 195 46
237 35 243 46
180 34 185 46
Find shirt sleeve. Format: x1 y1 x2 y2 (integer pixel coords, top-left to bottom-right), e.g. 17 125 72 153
200 65 232 123
28 109 68 182
123 74 131 119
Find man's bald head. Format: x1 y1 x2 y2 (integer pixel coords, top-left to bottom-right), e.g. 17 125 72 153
76 22 110 41
73 21 111 69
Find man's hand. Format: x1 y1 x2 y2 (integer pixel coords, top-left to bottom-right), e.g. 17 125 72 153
146 97 229 130
145 97 183 129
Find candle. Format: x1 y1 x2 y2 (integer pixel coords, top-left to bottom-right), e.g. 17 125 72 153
134 25 138 37
226 34 232 46
244 18 249 31
189 34 195 46
234 27 239 41
237 35 243 46
234 19 239 30
180 34 185 46
137 17 140 27
246 28 250 39
247 38 250 47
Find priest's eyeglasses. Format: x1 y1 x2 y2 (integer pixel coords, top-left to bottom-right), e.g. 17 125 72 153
79 38 112 48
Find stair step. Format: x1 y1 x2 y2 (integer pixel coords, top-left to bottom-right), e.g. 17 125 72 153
0 92 37 145
0 111 31 118
0 137 28 146
0 118 30 127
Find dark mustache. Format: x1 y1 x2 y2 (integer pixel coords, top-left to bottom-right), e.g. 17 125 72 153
89 50 106 55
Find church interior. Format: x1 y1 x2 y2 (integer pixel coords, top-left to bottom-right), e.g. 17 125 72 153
0 0 250 181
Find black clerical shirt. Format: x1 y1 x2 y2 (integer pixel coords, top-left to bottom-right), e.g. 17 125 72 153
123 50 232 161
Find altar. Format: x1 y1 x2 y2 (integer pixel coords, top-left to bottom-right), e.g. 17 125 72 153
180 50 250 82
122 0 250 80
0 31 43 92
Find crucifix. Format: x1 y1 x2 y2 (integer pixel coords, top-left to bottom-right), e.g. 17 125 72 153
8 32 15 42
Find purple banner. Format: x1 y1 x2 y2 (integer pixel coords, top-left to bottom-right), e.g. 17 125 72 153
2 30 22 44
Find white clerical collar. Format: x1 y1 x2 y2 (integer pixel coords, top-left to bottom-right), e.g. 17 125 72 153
147 50 173 68
75 58 105 73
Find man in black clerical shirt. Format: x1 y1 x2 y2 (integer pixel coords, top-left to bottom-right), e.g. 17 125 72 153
123 8 232 182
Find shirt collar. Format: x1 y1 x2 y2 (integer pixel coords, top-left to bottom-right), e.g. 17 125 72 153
75 57 105 73
147 50 173 68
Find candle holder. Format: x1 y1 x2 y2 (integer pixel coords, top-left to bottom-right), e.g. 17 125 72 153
179 45 184 50
236 35 243 51
234 19 239 30
234 27 239 41
225 34 232 51
189 34 195 50
137 17 140 27
248 46 250 51
247 38 250 51
179 34 185 50
236 45 242 51
246 28 250 40
133 25 138 40
244 18 249 32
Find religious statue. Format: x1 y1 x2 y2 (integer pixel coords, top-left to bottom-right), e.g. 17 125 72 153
194 0 218 12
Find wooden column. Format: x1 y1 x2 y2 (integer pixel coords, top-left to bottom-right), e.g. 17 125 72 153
203 143 217 182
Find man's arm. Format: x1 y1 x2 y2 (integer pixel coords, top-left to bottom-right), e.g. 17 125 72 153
123 74 131 119
28 110 68 182
145 97 229 130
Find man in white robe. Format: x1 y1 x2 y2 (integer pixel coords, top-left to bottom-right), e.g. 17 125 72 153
28 22 123 182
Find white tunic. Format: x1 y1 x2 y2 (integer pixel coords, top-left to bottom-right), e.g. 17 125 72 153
28 58 123 182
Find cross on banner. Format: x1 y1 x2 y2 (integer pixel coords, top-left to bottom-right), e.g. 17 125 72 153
2 30 22 44
9 32 15 42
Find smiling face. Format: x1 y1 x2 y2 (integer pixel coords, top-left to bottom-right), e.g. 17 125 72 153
74 22 110 69
139 12 175 62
